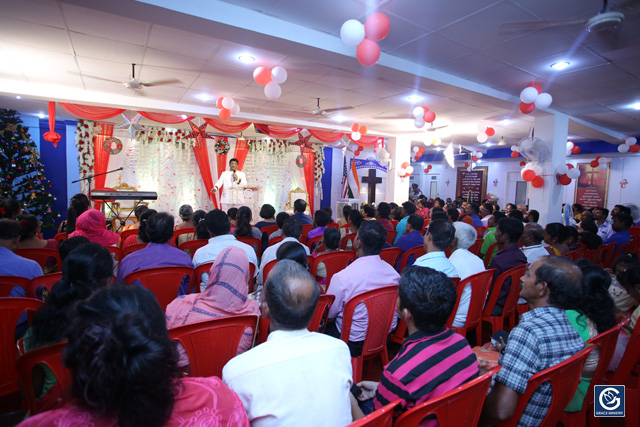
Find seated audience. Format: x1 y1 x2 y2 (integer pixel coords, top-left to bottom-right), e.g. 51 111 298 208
223 260 352 426
480 211 505 262
505 203 517 215
312 227 342 289
362 204 376 221
122 209 157 250
375 202 395 231
519 223 549 263
416 199 430 219
194 210 211 240
346 210 364 237
481 256 585 425
255 204 277 229
21 284 248 426
395 201 416 243
625 202 640 226
322 206 336 225
258 218 309 286
165 247 259 366
0 218 43 283
121 204 149 231
578 220 603 249
268 211 290 240
234 206 261 239
292 199 313 225
69 209 119 246
609 253 640 315
480 202 493 227
507 208 524 222
16 214 58 270
604 213 632 249
544 222 570 256
175 204 194 230
565 226 580 250
465 202 483 226
58 193 90 234
612 204 631 217
524 209 539 224
390 203 403 222
593 207 613 241
276 241 309 268
307 209 331 240
446 206 459 223
338 205 352 228
116 213 194 294
353 266 478 423
449 222 484 328
57 236 90 262
326 220 400 356
573 203 584 222
413 220 458 278
395 214 424 257
227 207 238 232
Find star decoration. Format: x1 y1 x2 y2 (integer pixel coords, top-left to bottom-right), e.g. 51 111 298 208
184 120 213 145
117 114 146 139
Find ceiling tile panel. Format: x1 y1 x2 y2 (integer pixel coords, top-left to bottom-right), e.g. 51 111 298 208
217 0 280 12
0 17 72 54
266 0 364 34
143 48 205 73
550 64 631 88
511 0 600 20
472 66 539 89
147 25 222 59
352 80 413 98
376 14 434 51
2 0 65 28
434 53 512 78
188 77 246 95
76 57 137 81
69 32 146 63
210 41 287 68
314 70 376 90
61 3 149 45
388 34 473 66
482 30 576 65
517 47 608 78
383 0 499 32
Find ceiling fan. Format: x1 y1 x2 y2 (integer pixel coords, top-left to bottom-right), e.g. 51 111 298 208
500 0 637 33
80 63 181 91
425 122 448 132
311 98 354 115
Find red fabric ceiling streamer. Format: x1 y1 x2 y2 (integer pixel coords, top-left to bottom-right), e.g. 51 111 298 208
254 124 302 138
137 111 194 124
43 101 61 147
307 129 345 143
347 134 380 147
302 147 315 213
92 122 114 189
234 139 250 171
204 118 252 133
59 103 126 120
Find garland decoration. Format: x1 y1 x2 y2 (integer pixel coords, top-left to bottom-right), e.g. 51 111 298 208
103 137 123 155
313 144 325 196
75 119 97 175
248 139 288 156
295 154 307 168
136 127 193 149
214 137 231 155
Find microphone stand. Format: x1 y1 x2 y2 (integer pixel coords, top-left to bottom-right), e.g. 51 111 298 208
72 167 124 229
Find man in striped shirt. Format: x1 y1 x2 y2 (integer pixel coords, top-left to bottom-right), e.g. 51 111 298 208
352 266 478 425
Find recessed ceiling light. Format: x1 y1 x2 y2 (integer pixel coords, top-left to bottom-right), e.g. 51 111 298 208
332 114 347 123
37 113 45 119
435 147 443 151
195 93 214 101
237 54 255 64
406 95 423 103
551 61 570 71
15 95 21 99
630 102 640 110
486 142 493 147
500 119 511 126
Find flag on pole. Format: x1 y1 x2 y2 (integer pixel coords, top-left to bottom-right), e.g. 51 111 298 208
341 156 349 198
348 157 360 199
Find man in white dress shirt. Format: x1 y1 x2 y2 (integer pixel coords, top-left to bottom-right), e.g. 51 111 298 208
223 260 353 427
414 219 459 278
257 217 309 287
212 158 247 212
519 223 549 264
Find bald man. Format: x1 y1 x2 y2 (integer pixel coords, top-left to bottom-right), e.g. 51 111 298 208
223 260 353 426
519 223 549 264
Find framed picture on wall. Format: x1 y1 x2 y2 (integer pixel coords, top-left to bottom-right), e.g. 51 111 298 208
574 162 610 209
456 166 488 204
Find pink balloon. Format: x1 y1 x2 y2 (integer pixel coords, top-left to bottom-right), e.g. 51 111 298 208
364 13 391 41
219 108 231 120
253 67 272 85
356 39 380 66
423 110 436 123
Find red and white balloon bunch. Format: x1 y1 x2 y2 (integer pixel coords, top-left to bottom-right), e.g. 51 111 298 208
412 145 426 161
471 151 484 162
519 82 552 114
340 13 390 66
556 163 581 186
351 123 368 142
412 105 436 129
423 164 433 173
476 123 495 143
398 161 413 178
253 66 288 100
618 137 639 153
463 161 475 172
566 141 580 156
521 163 545 188
589 156 610 170
510 145 521 158
216 97 240 121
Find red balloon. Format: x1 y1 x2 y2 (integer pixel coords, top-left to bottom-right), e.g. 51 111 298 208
567 164 574 169
522 170 536 182
359 125 368 135
571 146 580 154
472 156 478 162
532 176 545 188
428 165 432 169
596 156 602 161
253 67 272 85
558 174 571 186
351 123 360 132
424 168 429 173
630 144 640 153
216 98 224 109
511 151 519 158
422 105 429 112
401 161 410 169
356 39 380 66
528 82 543 94
464 162 470 168
364 13 391 41
519 161 526 166
219 108 231 120
423 111 436 123
485 127 495 136
519 102 535 114
590 160 599 168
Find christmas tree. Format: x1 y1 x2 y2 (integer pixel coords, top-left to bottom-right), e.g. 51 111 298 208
0 109 59 230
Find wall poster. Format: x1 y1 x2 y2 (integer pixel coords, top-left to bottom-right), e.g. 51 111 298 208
574 162 610 209
456 166 488 204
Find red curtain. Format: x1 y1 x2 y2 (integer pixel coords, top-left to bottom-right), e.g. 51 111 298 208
347 134 381 147
308 129 344 142
204 118 252 133
43 101 61 147
302 147 315 213
192 140 216 207
59 103 125 120
234 138 249 170
254 124 302 138
92 122 114 189
137 111 194 124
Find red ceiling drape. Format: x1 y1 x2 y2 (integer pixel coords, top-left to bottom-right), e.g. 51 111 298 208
192 140 217 208
59 103 126 120
254 124 302 138
137 111 194 124
204 118 252 133
302 147 315 213
43 101 61 147
347 134 381 146
92 122 114 189
308 129 344 143
234 138 249 171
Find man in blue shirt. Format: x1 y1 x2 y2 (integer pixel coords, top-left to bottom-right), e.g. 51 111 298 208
465 202 483 227
394 201 416 244
292 199 313 225
604 213 632 250
0 219 43 284
413 219 458 278
394 214 424 268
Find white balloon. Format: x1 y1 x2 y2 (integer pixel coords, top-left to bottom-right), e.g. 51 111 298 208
567 168 580 179
566 141 574 149
625 137 637 146
230 103 240 115
477 152 483 159
556 164 569 175
352 131 361 141
398 168 406 177
412 146 419 153
532 165 542 176
406 166 414 174
510 145 518 152
467 167 472 172
271 66 288 84
535 92 553 109
412 106 425 119
221 96 235 109
514 146 521 153
472 162 477 168
477 123 487 132
598 163 607 170
414 118 426 128
619 144 630 153
566 150 572 157
520 87 539 104
477 133 488 143
340 19 365 46
264 81 281 100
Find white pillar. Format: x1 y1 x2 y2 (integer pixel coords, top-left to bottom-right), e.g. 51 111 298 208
529 114 569 225
385 136 411 204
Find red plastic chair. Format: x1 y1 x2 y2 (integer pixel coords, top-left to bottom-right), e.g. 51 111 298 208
348 398 402 427
607 241 631 269
237 236 261 259
0 275 32 298
103 246 124 265
469 238 484 256
268 235 284 246
394 366 501 427
563 248 584 262
482 264 528 335
560 318 629 427
582 247 602 265
444 278 462 329
124 266 195 310
390 319 408 345
53 233 67 245
309 251 356 292
386 230 397 245
256 316 270 345
0 298 44 399
306 234 323 252
498 346 593 427
261 224 279 238
340 232 357 250
14 341 72 415
483 242 502 268
168 315 259 378
28 273 62 301
179 239 208 259
327 222 339 229
123 242 148 257
262 259 278 285
398 246 426 273
119 228 139 248
15 249 62 273
599 242 616 268
474 225 487 237
380 247 402 268
300 224 313 244
308 294 335 333
173 227 195 247
452 269 496 345
340 285 399 383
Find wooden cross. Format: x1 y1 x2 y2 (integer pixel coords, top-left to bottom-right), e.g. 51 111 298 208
362 169 382 205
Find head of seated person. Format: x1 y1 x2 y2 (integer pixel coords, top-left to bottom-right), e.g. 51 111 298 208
519 223 544 248
322 227 341 251
507 209 524 222
521 256 583 309
137 209 158 243
321 206 333 222
227 207 238 224
348 211 364 230
276 241 308 268
452 222 477 251
205 209 231 237
497 217 524 246
405 214 424 234
0 218 21 252
178 204 193 224
234 206 254 238
58 236 91 262
312 209 330 229
575 259 616 334
426 219 455 252
376 202 391 220
259 204 276 221
354 220 386 257
275 212 290 230
294 199 307 214
146 212 175 244
282 217 302 240
362 204 376 220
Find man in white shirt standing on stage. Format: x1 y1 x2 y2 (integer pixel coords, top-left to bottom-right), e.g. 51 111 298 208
212 158 247 212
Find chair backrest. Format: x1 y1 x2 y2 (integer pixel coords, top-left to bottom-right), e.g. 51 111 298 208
599 242 616 268
168 315 259 378
0 275 32 298
173 227 195 246
14 341 72 414
123 242 148 257
15 249 62 273
268 235 284 246
398 246 426 273
327 222 339 229
582 247 602 265
483 264 528 321
340 285 399 360
340 232 357 250
262 259 278 284
348 398 402 427
501 346 593 427
310 251 356 292
458 269 496 331
119 228 139 247
609 316 640 386
0 298 45 397
124 266 195 310
28 273 62 301
394 366 501 427
386 230 398 245
237 236 261 258
194 262 214 293
483 242 502 268
301 223 313 243
608 241 631 269
474 225 487 237
53 233 67 245
103 246 124 265
563 248 584 261
468 239 484 256
178 239 208 259
444 278 462 328
306 234 323 252
261 225 279 238
308 294 336 333
380 247 402 268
